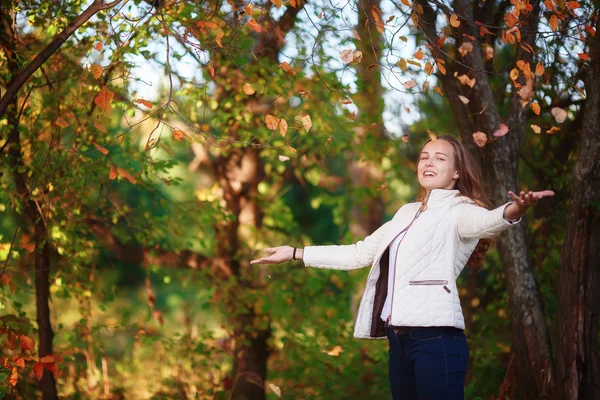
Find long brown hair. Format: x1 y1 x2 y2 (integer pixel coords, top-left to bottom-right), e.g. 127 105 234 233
415 135 493 268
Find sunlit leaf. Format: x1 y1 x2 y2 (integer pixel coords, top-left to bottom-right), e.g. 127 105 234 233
578 53 589 61
94 120 107 133
550 15 559 31
531 124 541 134
546 126 561 134
323 345 343 356
40 355 55 363
271 0 283 7
90 64 103 79
173 129 188 141
243 83 255 95
269 383 282 398
414 49 424 60
493 124 509 137
265 114 279 130
110 165 117 180
424 62 433 75
248 19 262 32
33 362 44 380
279 118 288 137
136 99 153 108
535 62 545 76
301 114 312 132
509 68 520 81
117 168 137 184
279 62 296 76
458 95 470 104
95 42 103 51
531 102 541 115
278 155 290 162
551 107 567 123
450 14 460 27
566 1 580 9
93 142 109 155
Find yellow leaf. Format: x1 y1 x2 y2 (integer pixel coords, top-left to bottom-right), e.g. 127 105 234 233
90 64 103 79
509 68 520 81
95 42 103 51
414 49 424 60
450 14 460 27
279 118 288 137
424 62 433 75
40 355 55 364
301 114 312 132
55 117 69 128
268 383 282 398
136 99 153 108
265 114 279 130
535 62 545 76
406 59 421 67
397 58 408 71
531 102 541 115
243 83 255 95
323 345 343 356
550 15 559 31
93 142 109 155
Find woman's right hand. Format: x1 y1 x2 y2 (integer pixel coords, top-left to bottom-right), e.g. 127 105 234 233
250 245 302 265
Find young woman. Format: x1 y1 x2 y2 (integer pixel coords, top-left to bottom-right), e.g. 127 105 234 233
250 135 554 399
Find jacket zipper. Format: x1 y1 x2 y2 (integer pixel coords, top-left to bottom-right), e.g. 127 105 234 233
409 279 451 293
385 191 430 327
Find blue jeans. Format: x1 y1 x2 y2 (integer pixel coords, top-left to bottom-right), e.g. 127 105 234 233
387 326 469 399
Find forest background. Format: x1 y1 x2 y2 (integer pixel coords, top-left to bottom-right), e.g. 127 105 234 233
0 0 598 399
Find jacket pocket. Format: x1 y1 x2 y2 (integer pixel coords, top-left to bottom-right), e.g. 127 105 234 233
409 279 451 293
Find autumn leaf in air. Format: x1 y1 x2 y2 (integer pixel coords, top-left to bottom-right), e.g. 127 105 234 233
265 114 279 130
546 126 561 134
172 129 188 141
531 124 541 134
93 142 109 155
551 107 567 123
535 62 545 76
110 165 117 180
136 99 153 108
243 83 255 95
301 114 312 132
531 102 541 115
493 124 509 137
403 80 417 89
90 64 103 79
33 362 44 380
450 14 460 27
95 42 103 51
279 62 296 76
248 19 262 33
414 49 424 60
117 168 137 184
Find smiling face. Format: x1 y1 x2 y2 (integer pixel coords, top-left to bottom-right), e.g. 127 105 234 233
417 139 460 191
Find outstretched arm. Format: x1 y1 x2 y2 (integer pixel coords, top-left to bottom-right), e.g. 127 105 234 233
503 190 555 220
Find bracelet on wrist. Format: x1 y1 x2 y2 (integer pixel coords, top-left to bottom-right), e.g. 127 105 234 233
292 247 297 260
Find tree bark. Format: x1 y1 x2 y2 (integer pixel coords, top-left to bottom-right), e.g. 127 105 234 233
555 16 600 400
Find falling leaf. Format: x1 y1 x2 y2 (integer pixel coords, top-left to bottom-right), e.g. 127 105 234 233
271 0 283 7
209 66 215 77
458 42 473 57
546 126 561 134
243 83 255 95
94 120 107 133
403 105 411 113
20 335 35 351
531 102 541 115
400 0 411 5
215 29 224 48
93 142 109 155
265 114 279 130
458 95 470 104
403 80 417 89
318 11 323 18
110 165 117 180
437 63 447 75
493 124 509 137
278 155 290 162
484 44 494 60
279 62 296 76
95 42 103 51
427 130 437 140
397 58 408 71
450 14 460 27
516 60 527 70
324 345 343 356
33 362 44 380
340 49 354 64
289 0 297 7
55 117 69 128
414 49 424 60
117 168 137 184
472 131 488 147
301 114 312 132
9 368 17 387
434 86 444 96
352 29 361 41
535 62 545 76
531 124 541 134
352 50 363 63
377 183 388 191
90 64 103 79
269 383 282 398
279 118 288 137
437 35 446 48
566 1 580 9
550 15 559 31
136 99 153 108
457 74 476 88
94 87 114 111
173 129 188 141
551 107 567 123
247 19 262 32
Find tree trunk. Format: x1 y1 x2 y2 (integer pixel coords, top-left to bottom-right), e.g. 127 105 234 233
555 16 600 400
1 9 58 399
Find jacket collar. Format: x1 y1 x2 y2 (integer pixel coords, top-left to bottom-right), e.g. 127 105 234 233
421 189 460 209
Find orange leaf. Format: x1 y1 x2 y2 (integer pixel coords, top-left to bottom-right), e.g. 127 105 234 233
53 354 64 363
400 0 411 5
566 1 580 9
33 362 44 380
109 165 117 180
265 114 279 130
279 62 296 76
13 356 25 368
578 53 589 61
437 63 447 75
243 83 255 95
40 355 55 364
93 142 109 155
279 118 288 137
55 117 69 128
546 126 560 134
172 129 188 141
94 120 107 133
531 102 541 115
414 49 424 60
95 42 103 51
472 131 487 147
9 368 17 387
271 0 283 7
117 168 137 184
535 62 545 76
0 273 10 286
434 86 444 96
509 68 520 81
209 66 215 77
94 87 114 111
437 35 446 48
289 0 297 7
248 19 262 33
352 29 361 41
90 64 103 79
215 29 224 48
136 99 153 108
450 14 460 27
424 62 433 75
550 15 559 31
20 335 35 351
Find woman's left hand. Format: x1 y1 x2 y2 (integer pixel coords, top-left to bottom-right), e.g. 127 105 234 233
505 190 555 219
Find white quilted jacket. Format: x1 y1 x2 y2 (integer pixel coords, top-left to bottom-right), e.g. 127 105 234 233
303 189 520 339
